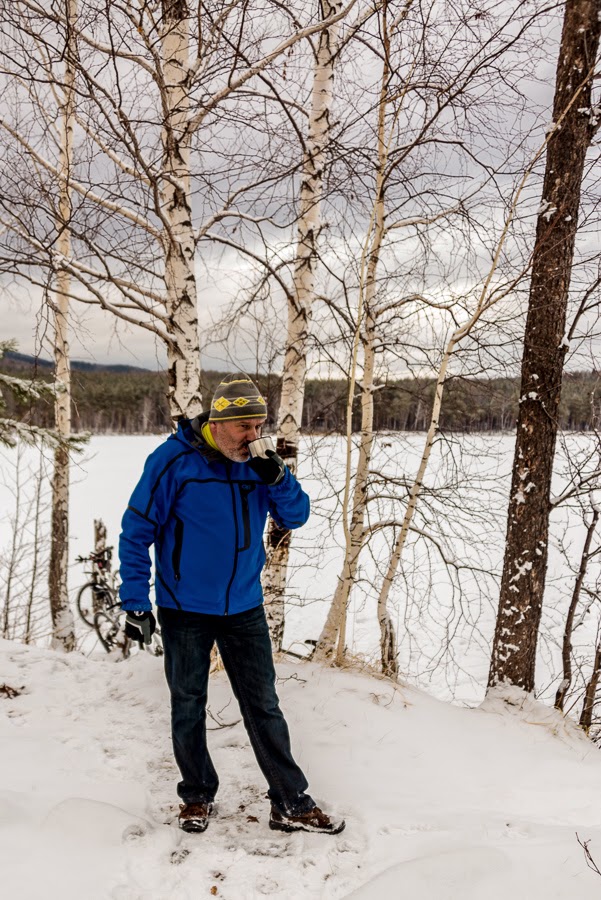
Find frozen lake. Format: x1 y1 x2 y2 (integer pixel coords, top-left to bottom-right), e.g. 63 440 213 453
1 431 599 706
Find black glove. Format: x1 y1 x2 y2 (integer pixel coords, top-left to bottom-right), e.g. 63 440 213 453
125 610 157 645
248 449 286 486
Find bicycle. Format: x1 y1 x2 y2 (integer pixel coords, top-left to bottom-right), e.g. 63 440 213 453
75 546 119 627
76 547 163 657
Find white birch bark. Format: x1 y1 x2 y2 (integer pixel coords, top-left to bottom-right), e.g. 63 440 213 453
314 1 424 669
24 453 44 644
316 304 379 665
160 0 202 421
49 0 77 652
374 342 453 660
264 0 345 650
315 42 389 662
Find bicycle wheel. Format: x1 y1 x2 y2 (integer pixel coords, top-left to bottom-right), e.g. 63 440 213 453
77 581 115 627
94 610 129 655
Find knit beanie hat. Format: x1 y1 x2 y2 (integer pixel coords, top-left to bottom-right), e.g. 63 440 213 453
208 373 267 421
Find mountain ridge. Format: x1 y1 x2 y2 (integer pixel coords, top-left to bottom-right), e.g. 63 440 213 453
4 350 155 374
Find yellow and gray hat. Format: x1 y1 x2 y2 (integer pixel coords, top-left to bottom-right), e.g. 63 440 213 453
208 372 267 422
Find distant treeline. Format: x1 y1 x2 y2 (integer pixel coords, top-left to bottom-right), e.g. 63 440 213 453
2 354 600 434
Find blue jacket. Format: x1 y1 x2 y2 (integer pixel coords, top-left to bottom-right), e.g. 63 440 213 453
118 418 310 615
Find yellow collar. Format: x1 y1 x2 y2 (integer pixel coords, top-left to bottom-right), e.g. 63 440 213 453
201 420 220 451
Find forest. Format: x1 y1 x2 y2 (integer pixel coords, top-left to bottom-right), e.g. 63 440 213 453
3 351 601 434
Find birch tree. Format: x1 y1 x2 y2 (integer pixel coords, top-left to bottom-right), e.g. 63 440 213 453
314 1 398 666
312 0 552 670
0 1 355 421
488 0 601 693
262 0 347 650
47 0 77 651
1 338 85 646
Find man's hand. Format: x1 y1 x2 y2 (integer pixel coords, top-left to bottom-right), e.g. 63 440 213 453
125 610 157 645
248 449 286 486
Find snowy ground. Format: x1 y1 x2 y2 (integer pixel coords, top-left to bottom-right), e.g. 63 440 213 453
2 637 601 899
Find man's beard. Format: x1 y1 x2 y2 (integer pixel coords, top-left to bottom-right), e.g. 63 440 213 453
222 444 250 462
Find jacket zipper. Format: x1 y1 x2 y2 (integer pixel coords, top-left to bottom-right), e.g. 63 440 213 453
224 463 239 615
172 516 184 582
238 482 255 551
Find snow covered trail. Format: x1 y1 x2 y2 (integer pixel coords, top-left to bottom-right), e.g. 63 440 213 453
1 638 601 899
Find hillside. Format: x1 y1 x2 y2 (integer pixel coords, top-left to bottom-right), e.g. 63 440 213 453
2 638 601 899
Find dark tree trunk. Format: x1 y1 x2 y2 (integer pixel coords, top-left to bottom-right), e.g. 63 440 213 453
580 639 601 732
555 509 599 710
488 0 600 692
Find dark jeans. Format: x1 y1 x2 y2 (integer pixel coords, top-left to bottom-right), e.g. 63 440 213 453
158 603 314 816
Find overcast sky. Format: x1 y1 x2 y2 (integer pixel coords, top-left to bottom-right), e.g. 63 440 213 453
2 2 592 378
1 270 245 372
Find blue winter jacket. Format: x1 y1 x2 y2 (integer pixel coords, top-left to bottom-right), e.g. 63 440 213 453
118 417 310 615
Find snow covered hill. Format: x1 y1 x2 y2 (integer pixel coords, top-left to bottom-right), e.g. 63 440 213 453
2 638 601 899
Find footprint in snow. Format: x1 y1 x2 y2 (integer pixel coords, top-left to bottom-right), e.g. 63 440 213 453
255 874 280 894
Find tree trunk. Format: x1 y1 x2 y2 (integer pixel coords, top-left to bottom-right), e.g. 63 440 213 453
315 30 390 663
315 2 396 665
24 452 44 644
2 452 21 640
488 0 600 692
580 639 601 732
315 308 377 663
555 509 599 710
263 1 344 650
374 345 455 676
48 0 77 652
161 0 203 422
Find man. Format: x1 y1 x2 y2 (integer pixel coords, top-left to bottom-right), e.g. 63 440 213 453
119 373 344 836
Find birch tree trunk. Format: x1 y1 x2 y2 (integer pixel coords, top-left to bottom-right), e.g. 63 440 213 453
48 0 77 652
488 0 600 692
160 0 202 422
263 1 344 650
374 344 454 673
24 453 44 645
315 22 390 661
2 452 21 639
314 305 378 665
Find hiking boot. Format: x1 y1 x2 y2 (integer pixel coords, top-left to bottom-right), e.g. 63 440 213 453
269 804 345 835
178 801 213 833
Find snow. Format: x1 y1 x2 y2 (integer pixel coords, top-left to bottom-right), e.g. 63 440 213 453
2 639 601 898
535 199 558 222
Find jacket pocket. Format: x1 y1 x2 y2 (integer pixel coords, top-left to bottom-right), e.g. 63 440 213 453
238 482 256 551
172 516 184 581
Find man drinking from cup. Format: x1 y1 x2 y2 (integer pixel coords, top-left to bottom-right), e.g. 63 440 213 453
118 372 344 836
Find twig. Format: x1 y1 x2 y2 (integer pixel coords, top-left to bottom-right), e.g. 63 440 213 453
577 833 601 877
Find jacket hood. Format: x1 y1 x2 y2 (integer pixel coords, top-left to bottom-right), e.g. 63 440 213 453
173 414 223 464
